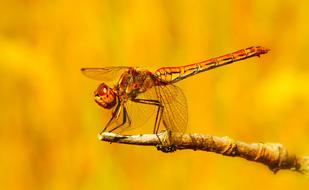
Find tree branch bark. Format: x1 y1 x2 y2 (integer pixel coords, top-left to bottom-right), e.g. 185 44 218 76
98 132 309 174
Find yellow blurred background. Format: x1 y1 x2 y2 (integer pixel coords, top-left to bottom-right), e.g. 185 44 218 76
1 0 309 189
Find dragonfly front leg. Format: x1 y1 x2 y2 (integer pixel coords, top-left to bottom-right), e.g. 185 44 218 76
108 106 128 133
100 101 122 134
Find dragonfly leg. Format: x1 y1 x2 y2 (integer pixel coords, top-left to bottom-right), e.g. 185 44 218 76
131 98 163 133
117 107 132 133
131 98 161 105
108 106 128 133
152 102 164 145
124 106 131 126
100 115 115 134
100 101 121 134
133 99 175 148
154 104 164 134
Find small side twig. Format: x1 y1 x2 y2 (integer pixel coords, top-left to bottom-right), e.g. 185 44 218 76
99 132 309 174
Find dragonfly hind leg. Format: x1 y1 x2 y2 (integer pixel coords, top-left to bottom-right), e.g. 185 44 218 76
132 98 176 152
131 99 163 134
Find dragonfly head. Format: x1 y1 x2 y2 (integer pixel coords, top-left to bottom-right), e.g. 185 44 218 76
94 83 117 109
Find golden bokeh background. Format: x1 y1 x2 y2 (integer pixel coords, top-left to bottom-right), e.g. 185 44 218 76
1 0 309 189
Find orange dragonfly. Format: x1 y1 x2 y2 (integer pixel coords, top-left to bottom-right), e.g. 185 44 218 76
82 46 269 137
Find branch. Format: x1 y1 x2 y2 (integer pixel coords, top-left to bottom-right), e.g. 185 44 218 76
98 132 309 174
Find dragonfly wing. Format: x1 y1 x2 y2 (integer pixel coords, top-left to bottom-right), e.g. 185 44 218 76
100 84 188 134
155 84 188 133
81 66 131 81
123 87 158 133
103 87 158 134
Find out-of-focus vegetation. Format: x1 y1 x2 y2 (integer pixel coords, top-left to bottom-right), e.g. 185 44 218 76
1 0 309 189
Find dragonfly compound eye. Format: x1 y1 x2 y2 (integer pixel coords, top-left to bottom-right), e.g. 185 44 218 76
94 83 117 109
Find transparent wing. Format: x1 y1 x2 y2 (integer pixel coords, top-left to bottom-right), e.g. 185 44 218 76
81 66 131 81
103 86 159 134
123 87 159 133
155 84 188 133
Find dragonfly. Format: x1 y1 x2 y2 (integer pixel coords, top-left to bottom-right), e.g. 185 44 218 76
82 46 269 138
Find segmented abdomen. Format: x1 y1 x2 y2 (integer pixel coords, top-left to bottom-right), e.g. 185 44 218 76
155 46 269 83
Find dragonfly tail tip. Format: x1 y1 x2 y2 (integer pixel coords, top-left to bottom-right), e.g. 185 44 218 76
261 46 270 54
256 46 270 57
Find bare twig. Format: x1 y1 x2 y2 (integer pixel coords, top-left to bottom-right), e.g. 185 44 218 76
98 132 309 174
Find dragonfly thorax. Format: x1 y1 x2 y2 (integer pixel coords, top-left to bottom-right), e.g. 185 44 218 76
94 83 117 109
116 68 156 100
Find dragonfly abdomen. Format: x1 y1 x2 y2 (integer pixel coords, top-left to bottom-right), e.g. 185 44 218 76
155 46 269 83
